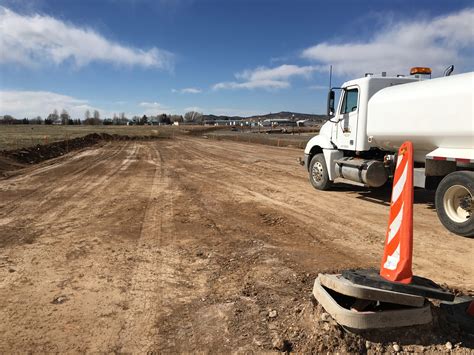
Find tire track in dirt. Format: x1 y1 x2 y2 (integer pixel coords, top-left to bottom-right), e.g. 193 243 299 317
36 143 138 223
0 142 123 216
171 138 474 289
115 144 175 352
0 142 161 352
145 141 363 352
0 143 134 253
175 149 365 270
175 140 377 256
1 138 473 353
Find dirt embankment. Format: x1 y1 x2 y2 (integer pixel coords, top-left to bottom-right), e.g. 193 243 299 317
0 138 473 353
0 133 167 174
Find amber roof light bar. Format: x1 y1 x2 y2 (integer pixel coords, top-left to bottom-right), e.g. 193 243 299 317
410 67 432 75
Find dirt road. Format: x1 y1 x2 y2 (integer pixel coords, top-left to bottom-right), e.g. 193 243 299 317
1 138 472 352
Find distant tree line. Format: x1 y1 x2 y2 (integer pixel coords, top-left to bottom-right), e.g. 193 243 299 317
1 109 205 125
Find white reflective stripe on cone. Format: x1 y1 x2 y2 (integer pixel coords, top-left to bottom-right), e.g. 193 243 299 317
392 161 408 204
387 203 404 244
383 244 400 270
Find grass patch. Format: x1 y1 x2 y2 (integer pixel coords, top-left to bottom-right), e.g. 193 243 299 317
0 125 220 151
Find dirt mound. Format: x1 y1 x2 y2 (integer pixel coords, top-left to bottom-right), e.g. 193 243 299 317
0 155 26 175
183 126 228 136
1 133 103 165
0 133 166 171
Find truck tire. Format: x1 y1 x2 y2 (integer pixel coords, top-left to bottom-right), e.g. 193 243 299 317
435 171 474 237
309 153 332 190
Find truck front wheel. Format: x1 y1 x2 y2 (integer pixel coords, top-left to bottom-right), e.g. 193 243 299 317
309 153 332 191
435 171 474 237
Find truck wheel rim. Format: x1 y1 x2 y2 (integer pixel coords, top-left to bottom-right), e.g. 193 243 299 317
443 185 472 223
312 162 324 183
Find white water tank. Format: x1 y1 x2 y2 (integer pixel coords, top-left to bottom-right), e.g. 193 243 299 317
367 72 474 159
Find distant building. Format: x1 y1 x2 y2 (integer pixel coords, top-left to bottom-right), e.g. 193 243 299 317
261 118 296 127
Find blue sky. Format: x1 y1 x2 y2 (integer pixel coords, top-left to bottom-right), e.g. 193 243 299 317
0 0 473 119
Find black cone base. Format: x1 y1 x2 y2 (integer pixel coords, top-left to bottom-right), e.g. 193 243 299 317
342 269 454 302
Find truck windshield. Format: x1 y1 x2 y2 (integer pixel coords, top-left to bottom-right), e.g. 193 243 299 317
341 88 359 114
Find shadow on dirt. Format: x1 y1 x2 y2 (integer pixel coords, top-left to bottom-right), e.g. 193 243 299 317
332 182 436 210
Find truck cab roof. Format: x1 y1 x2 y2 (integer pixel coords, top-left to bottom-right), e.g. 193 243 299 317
341 75 419 89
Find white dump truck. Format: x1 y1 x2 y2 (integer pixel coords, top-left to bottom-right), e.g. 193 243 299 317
302 67 474 237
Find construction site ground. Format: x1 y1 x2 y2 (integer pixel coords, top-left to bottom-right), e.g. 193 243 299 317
1 137 473 352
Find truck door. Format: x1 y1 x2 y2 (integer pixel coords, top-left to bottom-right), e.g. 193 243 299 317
335 87 359 150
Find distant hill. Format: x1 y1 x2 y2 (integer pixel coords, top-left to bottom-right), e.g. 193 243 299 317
202 111 328 123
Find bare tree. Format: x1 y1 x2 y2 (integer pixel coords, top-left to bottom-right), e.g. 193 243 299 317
0 115 16 124
31 116 43 124
131 116 140 125
184 111 202 123
139 115 148 125
119 112 128 125
60 109 70 125
45 109 59 124
83 109 102 125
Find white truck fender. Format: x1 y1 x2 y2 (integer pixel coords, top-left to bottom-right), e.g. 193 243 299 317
323 149 344 181
304 134 334 155
303 134 341 181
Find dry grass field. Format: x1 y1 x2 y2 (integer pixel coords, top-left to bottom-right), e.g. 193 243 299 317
207 130 315 149
0 124 316 151
0 125 213 151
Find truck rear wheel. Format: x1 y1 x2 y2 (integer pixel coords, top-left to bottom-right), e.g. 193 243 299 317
435 171 474 237
309 153 332 191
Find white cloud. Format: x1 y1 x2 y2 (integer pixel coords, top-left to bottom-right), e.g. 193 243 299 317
301 8 474 77
0 6 173 69
270 56 289 64
213 80 289 90
308 85 327 90
181 88 202 94
0 91 179 118
184 106 204 113
0 90 105 118
237 64 318 81
209 107 266 117
139 101 166 108
139 101 171 115
172 87 202 94
213 64 320 90
182 106 267 117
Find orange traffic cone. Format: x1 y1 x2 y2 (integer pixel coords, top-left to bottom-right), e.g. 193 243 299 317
380 141 414 284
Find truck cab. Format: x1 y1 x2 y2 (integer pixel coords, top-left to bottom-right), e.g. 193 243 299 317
303 74 418 189
326 75 418 152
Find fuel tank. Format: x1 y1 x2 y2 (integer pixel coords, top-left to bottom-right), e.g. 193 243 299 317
366 72 474 161
334 158 388 187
